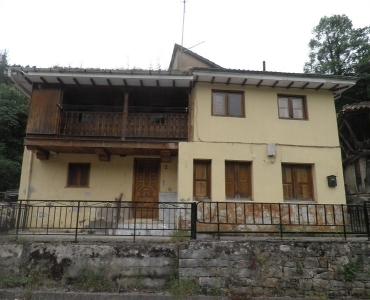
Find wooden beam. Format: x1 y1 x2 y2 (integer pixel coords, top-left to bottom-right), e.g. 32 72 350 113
40 76 48 84
73 78 81 86
121 92 129 140
330 84 340 91
301 82 309 89
25 138 179 151
160 150 172 163
271 80 279 88
23 75 33 85
226 77 231 85
256 79 263 87
96 148 111 161
56 77 64 86
286 81 294 89
241 78 248 86
35 149 49 160
315 83 324 90
90 78 97 86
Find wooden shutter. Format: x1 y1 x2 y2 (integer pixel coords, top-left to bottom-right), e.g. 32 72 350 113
193 160 211 199
225 161 251 199
67 163 90 187
225 162 236 198
282 164 313 200
27 89 62 134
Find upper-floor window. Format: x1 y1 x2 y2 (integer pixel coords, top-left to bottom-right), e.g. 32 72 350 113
278 95 307 120
212 90 244 117
67 163 90 187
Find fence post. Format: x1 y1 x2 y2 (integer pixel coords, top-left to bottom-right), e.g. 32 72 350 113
341 205 347 240
15 200 23 239
363 201 370 241
278 203 283 239
190 202 197 240
74 201 80 243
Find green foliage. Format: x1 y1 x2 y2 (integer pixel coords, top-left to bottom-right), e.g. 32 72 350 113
340 257 363 282
167 278 201 299
67 267 115 292
170 230 190 242
0 51 28 191
304 15 370 76
0 274 29 288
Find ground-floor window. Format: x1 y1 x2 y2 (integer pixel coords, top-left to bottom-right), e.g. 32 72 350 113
67 163 90 187
193 160 211 200
282 163 313 201
225 161 252 199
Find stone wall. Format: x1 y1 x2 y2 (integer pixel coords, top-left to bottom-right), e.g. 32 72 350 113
0 239 369 298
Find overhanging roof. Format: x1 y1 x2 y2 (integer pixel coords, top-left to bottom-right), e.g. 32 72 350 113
8 67 193 97
192 68 357 95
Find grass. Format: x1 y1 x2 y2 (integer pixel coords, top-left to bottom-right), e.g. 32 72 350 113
67 267 115 292
167 278 201 299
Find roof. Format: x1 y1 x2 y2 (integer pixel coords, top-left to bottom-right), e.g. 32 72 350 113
192 68 357 94
341 101 370 113
8 67 193 97
168 44 222 70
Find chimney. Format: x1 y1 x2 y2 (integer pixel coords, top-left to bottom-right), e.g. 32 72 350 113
263 61 266 71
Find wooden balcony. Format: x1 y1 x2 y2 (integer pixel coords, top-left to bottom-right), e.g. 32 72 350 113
59 110 188 140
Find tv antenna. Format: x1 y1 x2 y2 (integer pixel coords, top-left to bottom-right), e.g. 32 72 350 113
181 0 186 47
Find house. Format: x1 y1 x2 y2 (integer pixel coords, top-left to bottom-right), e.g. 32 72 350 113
9 44 357 213
338 101 370 203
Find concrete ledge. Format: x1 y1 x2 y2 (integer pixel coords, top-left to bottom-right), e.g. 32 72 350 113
0 290 226 300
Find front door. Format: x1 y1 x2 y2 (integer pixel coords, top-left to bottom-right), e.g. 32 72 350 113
133 158 160 219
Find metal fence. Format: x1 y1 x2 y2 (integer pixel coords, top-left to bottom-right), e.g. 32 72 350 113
0 200 369 241
197 201 370 239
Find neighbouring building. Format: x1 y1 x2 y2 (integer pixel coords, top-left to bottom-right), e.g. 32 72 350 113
9 44 357 211
338 101 370 203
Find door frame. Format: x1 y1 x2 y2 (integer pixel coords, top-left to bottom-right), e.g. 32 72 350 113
132 158 161 218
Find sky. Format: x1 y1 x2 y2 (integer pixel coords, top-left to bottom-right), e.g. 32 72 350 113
1 0 369 73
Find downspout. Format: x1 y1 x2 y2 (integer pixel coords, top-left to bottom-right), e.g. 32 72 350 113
25 150 34 201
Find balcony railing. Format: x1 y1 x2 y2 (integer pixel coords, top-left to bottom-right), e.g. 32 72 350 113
126 113 188 139
59 111 188 140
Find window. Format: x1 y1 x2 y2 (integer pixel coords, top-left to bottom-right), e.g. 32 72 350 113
225 161 252 199
212 91 244 117
193 160 211 199
67 163 90 187
278 95 307 120
282 164 313 201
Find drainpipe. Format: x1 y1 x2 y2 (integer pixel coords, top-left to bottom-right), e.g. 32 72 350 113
25 150 34 200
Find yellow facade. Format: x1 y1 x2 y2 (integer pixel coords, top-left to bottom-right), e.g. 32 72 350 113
19 151 178 201
19 82 345 204
178 83 345 204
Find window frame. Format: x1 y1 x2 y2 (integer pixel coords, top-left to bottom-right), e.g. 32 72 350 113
193 159 212 200
281 163 314 202
66 163 91 188
277 94 308 120
225 160 252 200
211 90 245 118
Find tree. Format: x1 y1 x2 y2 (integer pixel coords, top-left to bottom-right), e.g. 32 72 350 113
0 51 28 191
304 15 370 76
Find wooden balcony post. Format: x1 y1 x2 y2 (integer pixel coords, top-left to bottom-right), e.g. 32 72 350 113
121 92 129 140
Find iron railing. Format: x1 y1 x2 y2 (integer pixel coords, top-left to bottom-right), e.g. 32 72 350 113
1 200 369 241
0 200 193 241
197 201 370 239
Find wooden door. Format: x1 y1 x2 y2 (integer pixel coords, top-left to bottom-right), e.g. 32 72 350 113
133 158 160 218
193 160 211 200
282 164 313 200
27 89 62 134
